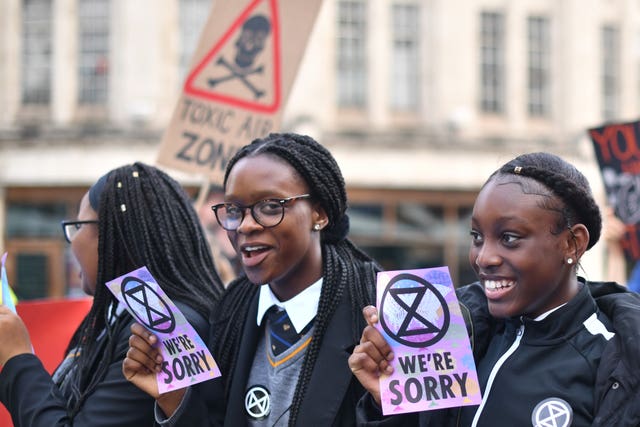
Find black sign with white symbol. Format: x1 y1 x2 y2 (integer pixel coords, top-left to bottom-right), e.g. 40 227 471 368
531 397 573 427
379 273 450 348
245 385 271 420
120 276 176 333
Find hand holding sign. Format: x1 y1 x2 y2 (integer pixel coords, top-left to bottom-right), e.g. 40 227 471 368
123 322 191 418
0 255 33 365
108 267 221 396
1 253 17 313
349 306 395 406
0 304 34 366
123 322 165 398
374 267 481 416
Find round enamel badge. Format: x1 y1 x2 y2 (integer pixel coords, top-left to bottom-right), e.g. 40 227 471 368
245 385 271 420
531 397 573 427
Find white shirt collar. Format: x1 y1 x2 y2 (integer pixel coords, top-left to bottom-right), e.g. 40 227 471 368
256 277 323 333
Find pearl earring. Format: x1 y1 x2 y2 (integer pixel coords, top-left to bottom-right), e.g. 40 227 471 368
313 224 321 231
567 258 574 265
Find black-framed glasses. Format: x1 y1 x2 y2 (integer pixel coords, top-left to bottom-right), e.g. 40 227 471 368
61 220 98 243
211 194 311 231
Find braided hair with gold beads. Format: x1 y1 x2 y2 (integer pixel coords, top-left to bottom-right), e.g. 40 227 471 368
63 162 224 417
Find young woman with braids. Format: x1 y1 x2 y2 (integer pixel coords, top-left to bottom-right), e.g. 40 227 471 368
0 163 224 426
123 133 380 426
350 152 640 426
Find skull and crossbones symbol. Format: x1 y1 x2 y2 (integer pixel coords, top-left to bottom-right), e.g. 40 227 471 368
208 15 271 99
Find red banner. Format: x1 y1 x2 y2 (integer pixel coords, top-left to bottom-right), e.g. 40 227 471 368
0 298 92 426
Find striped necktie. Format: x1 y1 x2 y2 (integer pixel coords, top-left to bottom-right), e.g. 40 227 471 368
266 306 312 356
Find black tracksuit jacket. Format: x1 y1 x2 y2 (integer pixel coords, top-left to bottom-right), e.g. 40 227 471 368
357 279 640 427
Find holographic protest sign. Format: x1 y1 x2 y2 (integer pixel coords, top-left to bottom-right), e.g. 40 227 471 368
1 253 17 313
106 266 221 393
376 267 481 415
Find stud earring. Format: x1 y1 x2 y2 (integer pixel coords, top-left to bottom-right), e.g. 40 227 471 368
313 224 321 231
567 258 574 265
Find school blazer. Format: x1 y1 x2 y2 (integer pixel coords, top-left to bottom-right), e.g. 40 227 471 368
169 290 366 426
226 290 364 426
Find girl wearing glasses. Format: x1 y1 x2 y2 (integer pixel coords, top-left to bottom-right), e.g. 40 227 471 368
0 163 224 426
124 133 381 426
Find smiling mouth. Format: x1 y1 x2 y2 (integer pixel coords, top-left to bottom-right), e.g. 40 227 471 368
242 245 269 258
484 279 515 292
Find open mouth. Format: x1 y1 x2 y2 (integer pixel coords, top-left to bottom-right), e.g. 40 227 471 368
484 279 515 292
242 245 269 257
241 245 271 267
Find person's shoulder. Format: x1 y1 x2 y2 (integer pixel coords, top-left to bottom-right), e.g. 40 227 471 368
174 301 209 335
584 279 640 312
456 281 487 308
586 279 640 393
454 282 495 359
585 278 640 330
584 279 631 298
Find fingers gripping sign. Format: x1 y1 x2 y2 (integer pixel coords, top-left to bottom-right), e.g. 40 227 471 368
348 306 395 406
108 267 221 395
0 253 33 365
123 322 163 399
362 305 380 328
1 253 17 313
373 267 481 416
0 305 33 365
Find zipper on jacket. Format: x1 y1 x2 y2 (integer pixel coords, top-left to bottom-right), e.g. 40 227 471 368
470 323 524 427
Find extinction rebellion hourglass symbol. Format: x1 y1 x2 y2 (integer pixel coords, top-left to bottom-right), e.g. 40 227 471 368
120 276 176 333
379 274 450 348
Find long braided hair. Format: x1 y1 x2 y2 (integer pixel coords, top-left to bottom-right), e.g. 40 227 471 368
489 152 602 250
210 133 380 425
63 162 224 417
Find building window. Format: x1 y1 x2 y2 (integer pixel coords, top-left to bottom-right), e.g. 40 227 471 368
6 201 70 299
21 0 52 105
390 3 420 111
347 189 477 287
602 25 620 121
179 0 212 83
527 16 550 117
5 188 87 299
480 11 504 113
337 0 367 108
78 0 110 105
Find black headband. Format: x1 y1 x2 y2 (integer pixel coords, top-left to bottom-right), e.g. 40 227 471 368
89 173 109 211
